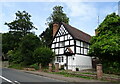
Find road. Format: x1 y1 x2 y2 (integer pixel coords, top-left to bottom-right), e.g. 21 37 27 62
1 68 68 84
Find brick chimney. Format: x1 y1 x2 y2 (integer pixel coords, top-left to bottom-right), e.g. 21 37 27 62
53 23 59 37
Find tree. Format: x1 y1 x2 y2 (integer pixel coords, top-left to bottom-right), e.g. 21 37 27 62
47 5 69 25
5 11 37 36
33 47 55 66
19 34 41 65
89 13 120 62
3 11 37 61
2 33 16 54
89 13 120 74
39 6 69 46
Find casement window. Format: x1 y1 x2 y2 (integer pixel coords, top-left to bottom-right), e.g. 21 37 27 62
57 56 64 63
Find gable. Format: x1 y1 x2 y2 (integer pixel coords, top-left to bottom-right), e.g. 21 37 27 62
52 24 73 44
56 25 68 37
51 24 74 55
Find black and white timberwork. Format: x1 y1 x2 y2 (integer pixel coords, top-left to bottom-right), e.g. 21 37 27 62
51 22 92 71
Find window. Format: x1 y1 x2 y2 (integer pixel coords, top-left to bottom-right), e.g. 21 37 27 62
57 57 64 63
84 43 88 48
57 57 61 62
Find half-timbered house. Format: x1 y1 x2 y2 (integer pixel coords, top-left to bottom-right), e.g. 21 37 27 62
51 22 92 71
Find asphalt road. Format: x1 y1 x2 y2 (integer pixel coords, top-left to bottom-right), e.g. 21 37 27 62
1 68 68 84
1 68 117 84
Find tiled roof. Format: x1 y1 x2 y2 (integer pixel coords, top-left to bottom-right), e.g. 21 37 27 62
62 22 91 43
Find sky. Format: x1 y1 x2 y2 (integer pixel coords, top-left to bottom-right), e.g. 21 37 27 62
0 1 118 36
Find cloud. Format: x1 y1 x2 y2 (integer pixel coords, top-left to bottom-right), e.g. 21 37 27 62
65 2 97 21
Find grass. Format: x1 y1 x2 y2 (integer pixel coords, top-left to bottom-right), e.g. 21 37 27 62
49 71 93 79
8 64 24 70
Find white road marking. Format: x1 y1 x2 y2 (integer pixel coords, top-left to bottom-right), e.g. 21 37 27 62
0 75 15 84
14 81 21 84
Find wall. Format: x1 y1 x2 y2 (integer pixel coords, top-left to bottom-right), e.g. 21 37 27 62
73 54 92 71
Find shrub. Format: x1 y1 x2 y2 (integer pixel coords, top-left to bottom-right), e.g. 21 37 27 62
33 47 55 67
29 63 39 70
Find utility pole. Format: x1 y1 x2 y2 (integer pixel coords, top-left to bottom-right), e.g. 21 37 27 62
98 15 100 26
118 1 120 16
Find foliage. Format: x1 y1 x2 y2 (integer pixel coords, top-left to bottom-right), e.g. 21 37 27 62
102 61 120 75
33 47 55 66
89 13 120 62
89 13 120 74
8 63 24 70
3 11 36 56
5 11 37 36
2 33 22 55
7 33 41 66
47 5 69 25
19 34 41 65
29 63 39 70
39 5 69 47
7 50 22 64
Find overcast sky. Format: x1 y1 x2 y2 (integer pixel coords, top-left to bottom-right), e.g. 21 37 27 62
0 1 118 36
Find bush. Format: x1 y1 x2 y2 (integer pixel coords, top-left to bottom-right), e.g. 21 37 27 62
29 63 39 70
33 47 55 67
103 61 120 75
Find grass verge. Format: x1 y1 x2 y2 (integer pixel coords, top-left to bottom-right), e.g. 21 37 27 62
49 71 93 80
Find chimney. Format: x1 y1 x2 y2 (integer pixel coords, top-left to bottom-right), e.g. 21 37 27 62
53 23 59 37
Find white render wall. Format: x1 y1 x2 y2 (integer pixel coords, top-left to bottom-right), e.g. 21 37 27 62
54 54 92 71
72 54 92 71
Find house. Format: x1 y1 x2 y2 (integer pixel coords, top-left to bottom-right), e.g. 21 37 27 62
51 22 92 71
